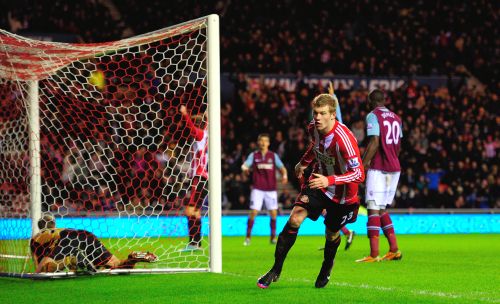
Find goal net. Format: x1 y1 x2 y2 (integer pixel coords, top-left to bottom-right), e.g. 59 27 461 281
0 15 221 277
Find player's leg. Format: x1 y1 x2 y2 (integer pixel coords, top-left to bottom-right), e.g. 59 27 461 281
317 203 359 287
73 230 157 269
258 190 322 288
380 209 401 260
107 252 158 269
185 205 197 244
257 205 308 288
245 189 264 246
381 172 402 261
269 209 278 244
341 225 356 250
185 176 207 248
272 205 308 271
244 209 258 246
185 206 202 249
315 228 341 288
191 207 202 246
356 207 381 262
357 170 383 262
265 190 279 244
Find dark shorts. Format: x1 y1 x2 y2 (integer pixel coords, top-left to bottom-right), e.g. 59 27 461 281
188 176 208 209
294 188 359 232
51 229 113 267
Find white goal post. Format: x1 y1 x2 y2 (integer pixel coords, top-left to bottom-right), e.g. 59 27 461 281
0 15 221 277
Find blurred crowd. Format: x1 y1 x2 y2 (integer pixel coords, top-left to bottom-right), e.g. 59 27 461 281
222 77 499 210
0 1 498 213
1 1 120 42
1 1 497 90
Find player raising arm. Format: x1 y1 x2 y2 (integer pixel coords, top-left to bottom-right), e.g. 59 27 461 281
257 93 364 289
179 105 208 251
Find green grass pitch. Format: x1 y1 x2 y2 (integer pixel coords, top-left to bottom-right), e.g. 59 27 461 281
0 234 499 304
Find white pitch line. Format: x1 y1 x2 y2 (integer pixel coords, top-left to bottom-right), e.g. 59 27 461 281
223 271 500 303
0 254 30 259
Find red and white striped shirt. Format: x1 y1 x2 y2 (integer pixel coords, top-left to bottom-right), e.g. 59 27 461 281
300 120 365 204
183 113 208 179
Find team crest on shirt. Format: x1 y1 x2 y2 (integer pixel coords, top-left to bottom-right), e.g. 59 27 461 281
299 195 309 204
347 157 360 168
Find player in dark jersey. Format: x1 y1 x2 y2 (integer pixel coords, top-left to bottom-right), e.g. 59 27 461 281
179 105 208 251
356 89 403 262
257 93 365 289
30 214 157 273
241 133 288 245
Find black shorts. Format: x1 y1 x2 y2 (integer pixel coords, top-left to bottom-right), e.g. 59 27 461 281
51 229 113 267
188 176 208 209
294 188 359 232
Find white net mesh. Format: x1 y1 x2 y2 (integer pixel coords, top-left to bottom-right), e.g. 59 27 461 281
0 17 214 275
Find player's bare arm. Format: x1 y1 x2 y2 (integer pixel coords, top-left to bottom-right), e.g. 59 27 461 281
328 81 334 96
280 167 288 184
328 82 340 106
241 164 250 175
363 135 379 168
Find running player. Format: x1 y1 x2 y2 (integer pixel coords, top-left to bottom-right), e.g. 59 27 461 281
257 93 365 289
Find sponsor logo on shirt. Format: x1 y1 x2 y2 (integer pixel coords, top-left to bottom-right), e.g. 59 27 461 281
314 148 335 165
257 163 274 170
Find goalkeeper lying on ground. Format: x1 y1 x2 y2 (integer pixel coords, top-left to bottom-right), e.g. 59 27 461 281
30 214 158 273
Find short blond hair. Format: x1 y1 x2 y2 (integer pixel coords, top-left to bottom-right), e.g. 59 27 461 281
311 94 336 114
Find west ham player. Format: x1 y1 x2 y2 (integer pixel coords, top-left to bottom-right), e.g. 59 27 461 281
356 89 403 262
241 134 288 246
31 214 157 273
180 105 208 251
257 94 365 289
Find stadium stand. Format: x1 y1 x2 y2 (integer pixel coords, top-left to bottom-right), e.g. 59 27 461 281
0 0 497 211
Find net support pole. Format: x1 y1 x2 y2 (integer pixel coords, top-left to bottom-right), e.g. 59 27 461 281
28 80 42 236
207 14 222 273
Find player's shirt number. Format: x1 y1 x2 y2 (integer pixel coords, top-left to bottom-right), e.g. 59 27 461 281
383 120 401 145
